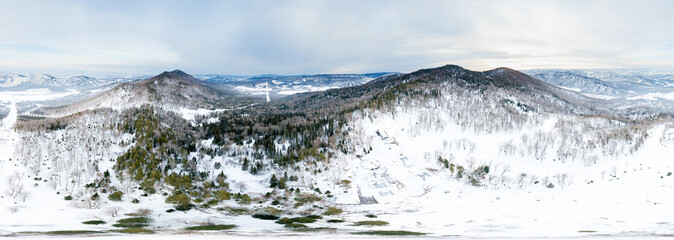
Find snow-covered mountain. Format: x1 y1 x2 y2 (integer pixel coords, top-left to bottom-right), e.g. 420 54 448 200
1 72 393 93
198 73 395 98
0 72 137 89
1 65 674 238
583 69 674 87
0 73 143 115
524 69 625 96
34 70 255 118
0 72 393 115
524 69 674 97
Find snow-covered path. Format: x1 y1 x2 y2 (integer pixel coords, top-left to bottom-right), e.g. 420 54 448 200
0 102 17 164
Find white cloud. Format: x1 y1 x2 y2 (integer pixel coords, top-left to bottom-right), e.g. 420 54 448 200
0 0 672 75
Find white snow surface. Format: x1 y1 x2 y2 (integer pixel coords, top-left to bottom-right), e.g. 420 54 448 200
581 93 619 100
0 102 17 163
628 91 674 101
315 106 674 238
558 86 581 92
1 84 674 239
178 108 226 122
0 88 80 102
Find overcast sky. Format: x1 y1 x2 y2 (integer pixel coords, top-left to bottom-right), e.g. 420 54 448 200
1 0 673 76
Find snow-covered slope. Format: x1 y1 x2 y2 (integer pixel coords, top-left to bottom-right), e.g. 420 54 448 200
525 69 674 98
324 105 674 237
35 70 245 118
0 73 144 117
525 69 625 96
1 65 674 238
198 73 395 98
0 72 136 89
304 67 674 237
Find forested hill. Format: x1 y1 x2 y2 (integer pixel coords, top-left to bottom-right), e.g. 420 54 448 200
269 64 598 116
35 69 262 117
8 64 671 229
200 64 606 166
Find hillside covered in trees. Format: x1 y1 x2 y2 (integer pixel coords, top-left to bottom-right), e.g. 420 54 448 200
2 65 674 237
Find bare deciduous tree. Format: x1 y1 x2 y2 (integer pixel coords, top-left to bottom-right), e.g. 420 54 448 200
7 205 21 213
78 198 101 209
236 181 247 193
19 191 31 203
133 208 152 217
107 206 122 217
5 171 24 198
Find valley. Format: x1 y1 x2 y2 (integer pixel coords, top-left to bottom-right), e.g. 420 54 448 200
1 65 674 239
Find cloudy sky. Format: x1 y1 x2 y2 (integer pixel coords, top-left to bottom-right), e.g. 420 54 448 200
0 0 673 76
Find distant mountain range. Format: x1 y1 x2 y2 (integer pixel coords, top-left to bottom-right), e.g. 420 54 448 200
195 72 396 98
0 72 393 88
6 69 674 99
0 73 139 89
5 69 674 117
524 69 674 97
35 70 252 117
4 64 674 237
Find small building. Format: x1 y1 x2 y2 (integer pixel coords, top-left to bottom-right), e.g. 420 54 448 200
334 193 360 205
357 187 378 204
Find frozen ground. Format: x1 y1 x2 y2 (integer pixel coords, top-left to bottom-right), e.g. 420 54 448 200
0 88 79 102
2 89 674 239
178 107 227 122
7 233 674 240
628 91 674 101
0 102 17 163
3 107 674 239
308 104 674 238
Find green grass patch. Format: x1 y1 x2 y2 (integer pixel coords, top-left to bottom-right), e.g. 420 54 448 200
82 220 106 225
252 214 280 220
365 214 377 218
117 217 150 224
322 207 343 215
578 230 597 233
327 219 345 223
292 227 337 232
186 224 237 231
113 217 151 228
305 215 323 219
108 191 123 202
259 206 283 215
226 207 249 215
291 217 317 223
276 218 294 224
125 209 152 217
353 220 389 226
353 230 426 236
294 193 322 205
284 223 307 228
275 217 317 225
110 228 155 234
46 230 103 235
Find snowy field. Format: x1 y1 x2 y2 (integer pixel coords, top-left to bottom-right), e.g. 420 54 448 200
8 234 674 240
3 110 674 239
0 88 79 102
2 87 674 239
0 102 17 164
